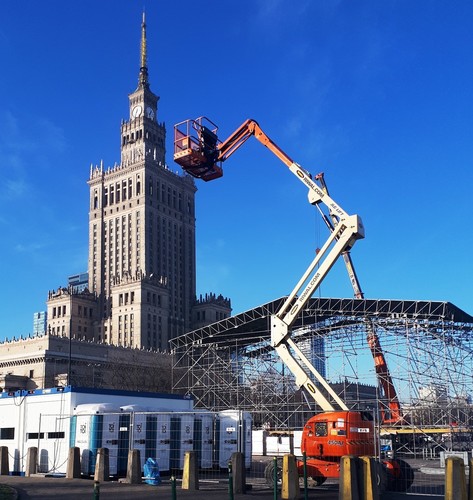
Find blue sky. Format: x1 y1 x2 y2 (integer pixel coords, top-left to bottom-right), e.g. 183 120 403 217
0 1 472 340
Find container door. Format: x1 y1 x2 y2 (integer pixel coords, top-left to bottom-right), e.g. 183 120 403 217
179 413 194 469
155 413 170 471
195 413 213 469
218 412 237 468
131 413 147 471
117 414 130 476
102 413 120 475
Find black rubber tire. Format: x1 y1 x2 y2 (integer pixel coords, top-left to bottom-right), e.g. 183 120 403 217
387 458 414 492
374 461 388 493
264 459 283 489
310 475 327 486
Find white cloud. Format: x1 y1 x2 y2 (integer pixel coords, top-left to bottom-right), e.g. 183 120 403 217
14 241 46 254
0 111 68 201
4 178 27 197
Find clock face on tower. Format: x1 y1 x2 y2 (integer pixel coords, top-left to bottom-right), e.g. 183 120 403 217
146 106 155 120
132 105 143 118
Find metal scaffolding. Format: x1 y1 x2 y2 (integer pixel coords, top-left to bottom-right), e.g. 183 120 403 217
171 297 473 435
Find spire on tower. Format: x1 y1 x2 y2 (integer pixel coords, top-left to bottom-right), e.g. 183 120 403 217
138 11 149 89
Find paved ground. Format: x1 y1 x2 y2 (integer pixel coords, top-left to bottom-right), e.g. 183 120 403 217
0 475 340 500
0 474 446 500
0 458 447 499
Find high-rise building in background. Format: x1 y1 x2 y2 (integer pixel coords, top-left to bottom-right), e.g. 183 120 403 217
68 273 89 294
32 312 47 336
297 328 326 380
46 14 231 351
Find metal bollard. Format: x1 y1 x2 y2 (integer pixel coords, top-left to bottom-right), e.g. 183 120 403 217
273 456 278 500
228 461 234 500
302 452 308 500
93 480 100 499
171 476 177 500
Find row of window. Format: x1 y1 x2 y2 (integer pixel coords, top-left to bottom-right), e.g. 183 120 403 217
48 325 88 336
122 129 163 147
77 305 93 318
195 310 228 322
52 305 94 319
93 177 139 210
93 175 193 215
118 292 135 306
0 428 65 441
52 305 67 318
118 314 134 332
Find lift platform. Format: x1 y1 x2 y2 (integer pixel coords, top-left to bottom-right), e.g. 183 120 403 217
173 117 223 181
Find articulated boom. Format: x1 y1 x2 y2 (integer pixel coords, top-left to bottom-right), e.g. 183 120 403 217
173 116 414 492
174 117 364 412
316 173 404 424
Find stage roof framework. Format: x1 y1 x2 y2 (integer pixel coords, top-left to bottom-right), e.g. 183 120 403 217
171 297 473 429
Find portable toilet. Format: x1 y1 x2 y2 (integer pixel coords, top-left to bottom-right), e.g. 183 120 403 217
216 410 252 468
120 405 149 472
121 406 171 473
71 403 121 476
170 412 194 469
193 410 214 469
153 411 171 472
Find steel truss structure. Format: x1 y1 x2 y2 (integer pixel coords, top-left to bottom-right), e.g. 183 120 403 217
171 297 473 440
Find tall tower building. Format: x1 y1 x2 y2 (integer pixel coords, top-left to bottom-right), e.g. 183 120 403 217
86 14 197 349
45 14 231 351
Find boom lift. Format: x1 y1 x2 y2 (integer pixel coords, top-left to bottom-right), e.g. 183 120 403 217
315 172 404 426
174 117 413 490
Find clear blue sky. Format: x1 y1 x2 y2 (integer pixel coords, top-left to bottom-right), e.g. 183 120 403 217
1 1 472 340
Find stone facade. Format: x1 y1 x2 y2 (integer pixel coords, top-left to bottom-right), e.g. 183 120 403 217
0 333 173 393
192 293 233 330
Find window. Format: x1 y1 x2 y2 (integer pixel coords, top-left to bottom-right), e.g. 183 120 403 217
315 422 328 437
48 432 65 439
27 432 45 440
0 428 14 439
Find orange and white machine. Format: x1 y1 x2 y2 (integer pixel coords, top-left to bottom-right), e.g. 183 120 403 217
174 117 413 491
